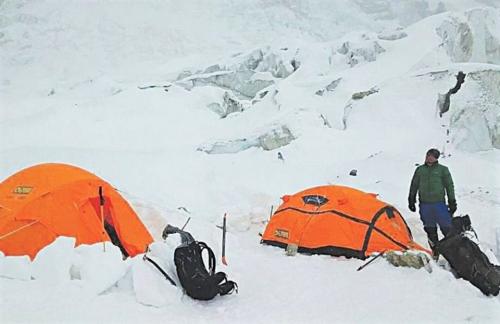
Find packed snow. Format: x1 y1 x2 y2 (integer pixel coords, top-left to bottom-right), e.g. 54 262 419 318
1 0 500 323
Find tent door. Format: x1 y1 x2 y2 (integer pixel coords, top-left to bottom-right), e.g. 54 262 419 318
88 197 129 257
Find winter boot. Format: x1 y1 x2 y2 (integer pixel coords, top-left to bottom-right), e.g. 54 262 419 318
424 227 440 260
441 226 451 238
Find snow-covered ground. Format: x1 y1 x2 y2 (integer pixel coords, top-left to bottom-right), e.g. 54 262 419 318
1 1 500 323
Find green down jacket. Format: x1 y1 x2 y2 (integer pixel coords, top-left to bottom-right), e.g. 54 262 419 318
409 162 455 204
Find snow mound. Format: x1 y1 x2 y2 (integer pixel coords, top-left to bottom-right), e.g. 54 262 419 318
0 239 129 293
132 239 183 307
72 242 129 295
0 254 31 281
32 236 76 283
132 257 181 307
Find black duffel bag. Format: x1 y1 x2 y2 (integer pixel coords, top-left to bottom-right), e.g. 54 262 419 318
437 215 500 296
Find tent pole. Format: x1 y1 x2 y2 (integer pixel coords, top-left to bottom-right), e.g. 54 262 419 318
99 186 106 252
0 220 39 240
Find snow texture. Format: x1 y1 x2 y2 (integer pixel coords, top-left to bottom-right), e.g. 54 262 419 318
31 236 75 283
0 254 31 281
1 0 500 323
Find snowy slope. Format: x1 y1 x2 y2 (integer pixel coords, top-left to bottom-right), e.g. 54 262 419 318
1 1 500 323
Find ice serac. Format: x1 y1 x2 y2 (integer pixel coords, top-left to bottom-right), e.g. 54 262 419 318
198 125 295 154
337 34 385 67
354 0 446 27
377 29 408 41
437 8 500 64
258 125 295 151
207 91 247 118
175 46 299 101
197 138 258 155
315 78 342 96
450 69 500 152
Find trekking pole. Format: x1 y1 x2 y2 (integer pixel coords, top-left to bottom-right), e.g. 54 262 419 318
356 250 386 271
269 205 274 221
99 186 106 252
222 213 228 266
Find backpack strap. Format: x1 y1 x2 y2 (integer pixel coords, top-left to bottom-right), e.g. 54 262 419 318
219 280 238 296
197 241 216 275
143 255 177 286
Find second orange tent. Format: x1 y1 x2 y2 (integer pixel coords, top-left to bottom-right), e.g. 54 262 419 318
262 185 428 259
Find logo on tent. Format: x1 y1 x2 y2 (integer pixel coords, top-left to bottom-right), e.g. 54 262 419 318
274 229 289 239
13 186 33 195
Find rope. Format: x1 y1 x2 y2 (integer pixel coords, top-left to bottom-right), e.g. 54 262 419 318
0 220 39 240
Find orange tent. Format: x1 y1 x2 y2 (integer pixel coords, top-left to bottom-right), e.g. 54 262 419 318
261 185 427 259
0 163 153 260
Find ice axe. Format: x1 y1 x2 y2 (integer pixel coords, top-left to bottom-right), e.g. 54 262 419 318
221 213 228 265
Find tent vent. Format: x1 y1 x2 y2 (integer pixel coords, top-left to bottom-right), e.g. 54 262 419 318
302 195 328 207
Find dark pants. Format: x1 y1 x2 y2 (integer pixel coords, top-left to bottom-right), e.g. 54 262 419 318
419 202 451 244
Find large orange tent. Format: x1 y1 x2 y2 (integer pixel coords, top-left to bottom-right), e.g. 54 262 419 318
0 163 153 260
261 185 427 259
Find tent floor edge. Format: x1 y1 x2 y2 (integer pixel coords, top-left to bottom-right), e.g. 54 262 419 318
261 240 366 259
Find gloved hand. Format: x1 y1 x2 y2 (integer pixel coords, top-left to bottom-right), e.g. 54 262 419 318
408 199 416 212
448 200 457 215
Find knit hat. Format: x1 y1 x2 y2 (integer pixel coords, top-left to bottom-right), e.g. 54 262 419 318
426 148 440 159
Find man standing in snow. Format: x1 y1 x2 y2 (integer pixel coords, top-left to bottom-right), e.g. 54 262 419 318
408 148 457 257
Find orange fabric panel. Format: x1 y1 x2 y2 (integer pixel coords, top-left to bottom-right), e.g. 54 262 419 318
373 209 412 244
76 198 111 245
0 220 56 259
262 211 303 246
105 188 153 256
365 230 407 255
299 214 368 250
0 163 153 259
0 163 99 214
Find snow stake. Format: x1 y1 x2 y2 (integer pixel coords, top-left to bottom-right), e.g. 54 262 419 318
222 213 228 265
99 186 106 252
356 250 386 271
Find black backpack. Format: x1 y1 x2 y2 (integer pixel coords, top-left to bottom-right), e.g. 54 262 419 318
437 215 500 296
174 241 238 300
